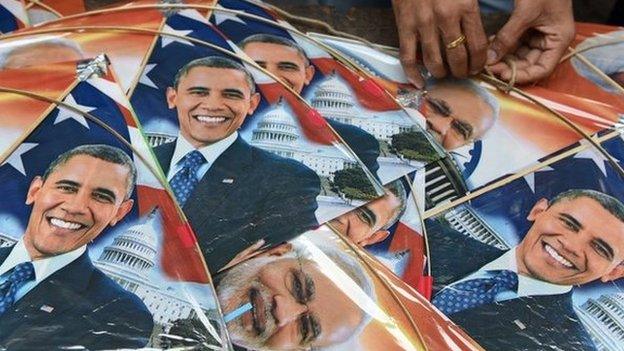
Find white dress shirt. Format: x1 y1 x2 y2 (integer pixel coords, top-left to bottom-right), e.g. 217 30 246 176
0 239 85 302
166 132 239 181
441 246 572 302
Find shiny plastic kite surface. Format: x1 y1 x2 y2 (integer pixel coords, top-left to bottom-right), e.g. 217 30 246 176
0 57 229 350
2 1 624 350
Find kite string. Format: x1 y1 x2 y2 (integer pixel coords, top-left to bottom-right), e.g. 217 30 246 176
265 2 623 95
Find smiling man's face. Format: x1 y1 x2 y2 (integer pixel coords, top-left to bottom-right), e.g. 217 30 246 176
217 249 363 350
242 41 315 94
516 196 624 286
23 155 133 260
167 66 260 148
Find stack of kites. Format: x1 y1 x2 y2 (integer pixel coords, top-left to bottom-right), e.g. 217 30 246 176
0 1 622 350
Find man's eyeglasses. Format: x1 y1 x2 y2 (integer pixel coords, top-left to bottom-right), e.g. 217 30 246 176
289 253 321 346
422 92 474 142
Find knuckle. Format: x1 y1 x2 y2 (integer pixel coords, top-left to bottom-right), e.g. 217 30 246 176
415 11 435 27
496 32 514 48
448 52 468 65
429 56 444 67
399 54 417 66
471 40 488 56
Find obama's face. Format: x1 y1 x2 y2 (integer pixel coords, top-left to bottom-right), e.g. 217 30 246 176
329 191 401 246
167 66 260 148
242 41 315 94
23 155 133 260
517 196 624 286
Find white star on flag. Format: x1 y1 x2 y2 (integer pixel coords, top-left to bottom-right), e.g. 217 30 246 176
212 5 247 25
54 94 96 129
178 9 210 24
2 143 38 176
161 24 194 48
139 64 159 89
523 166 554 193
574 141 611 176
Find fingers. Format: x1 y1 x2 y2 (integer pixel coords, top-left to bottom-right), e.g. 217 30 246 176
397 28 424 88
392 0 487 85
461 6 488 74
418 11 446 79
393 0 425 88
515 49 562 83
439 17 468 77
487 11 529 65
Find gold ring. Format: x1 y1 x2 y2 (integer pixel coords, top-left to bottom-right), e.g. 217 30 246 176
446 34 466 50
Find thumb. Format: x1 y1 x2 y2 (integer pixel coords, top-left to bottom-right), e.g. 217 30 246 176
487 13 529 64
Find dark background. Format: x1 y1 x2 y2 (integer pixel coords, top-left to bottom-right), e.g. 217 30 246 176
85 0 623 47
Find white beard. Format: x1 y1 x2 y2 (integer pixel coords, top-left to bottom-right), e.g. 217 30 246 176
216 255 280 350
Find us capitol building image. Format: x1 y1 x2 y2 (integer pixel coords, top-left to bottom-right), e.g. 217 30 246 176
250 97 354 180
249 74 425 185
575 293 624 351
0 210 217 332
93 209 215 328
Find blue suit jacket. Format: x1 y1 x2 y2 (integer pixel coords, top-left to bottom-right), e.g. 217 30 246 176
326 119 380 178
427 219 596 351
0 246 153 350
155 136 321 273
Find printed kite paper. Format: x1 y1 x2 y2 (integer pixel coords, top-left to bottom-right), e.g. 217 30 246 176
23 0 86 24
0 0 28 34
0 57 229 349
315 33 623 211
424 131 624 351
127 8 384 273
211 0 443 184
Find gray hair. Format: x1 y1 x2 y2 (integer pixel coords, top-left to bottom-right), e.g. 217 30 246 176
549 189 624 223
381 179 408 230
172 56 256 94
428 77 500 126
42 144 137 199
291 235 376 350
238 33 310 66
0 37 84 69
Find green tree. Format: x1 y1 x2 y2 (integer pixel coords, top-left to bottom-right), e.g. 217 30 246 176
333 167 377 200
391 130 439 162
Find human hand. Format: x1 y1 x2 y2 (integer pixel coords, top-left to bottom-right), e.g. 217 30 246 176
391 0 488 88
486 0 575 84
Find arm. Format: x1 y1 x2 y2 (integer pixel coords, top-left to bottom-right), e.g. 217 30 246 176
487 0 575 84
391 0 488 88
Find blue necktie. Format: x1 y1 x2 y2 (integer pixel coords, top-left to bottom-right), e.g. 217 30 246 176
432 269 518 315
0 262 35 316
170 150 206 207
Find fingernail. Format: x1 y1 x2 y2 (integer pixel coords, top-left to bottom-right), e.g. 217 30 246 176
487 49 498 65
409 77 424 89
